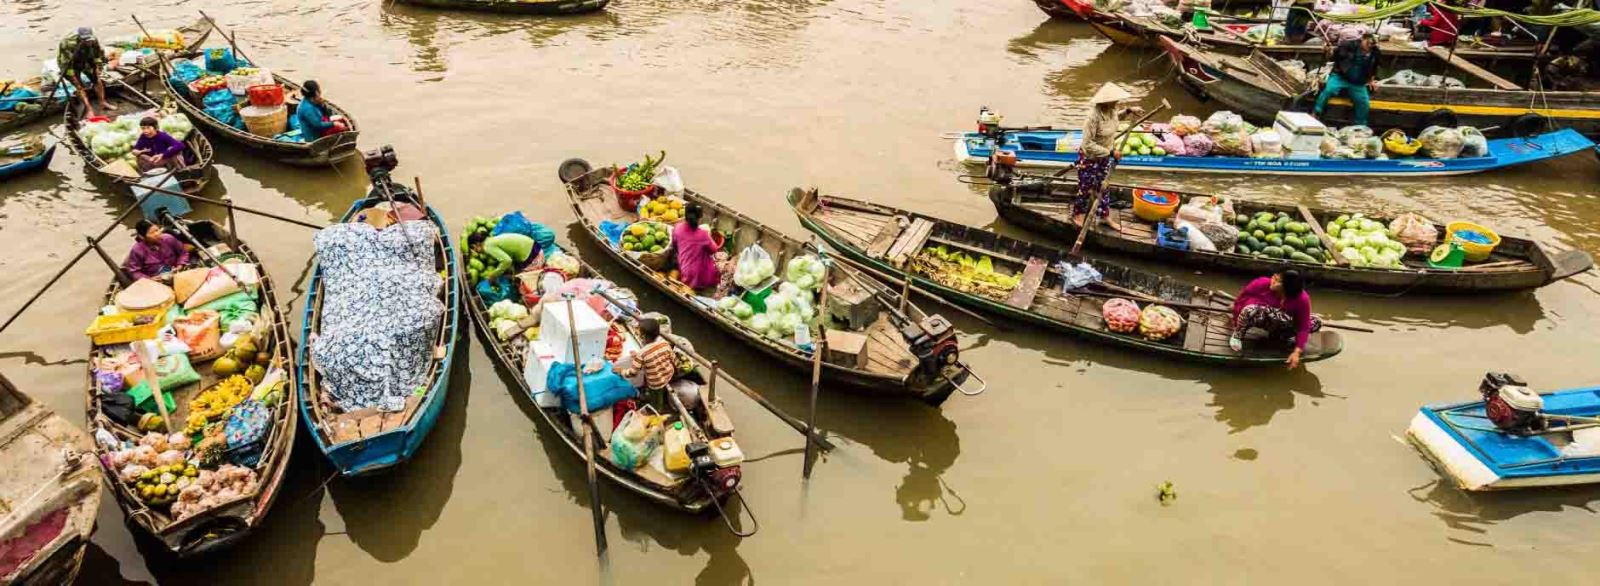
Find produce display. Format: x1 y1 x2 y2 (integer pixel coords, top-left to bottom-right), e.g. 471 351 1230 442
461 215 500 286
784 255 827 292
717 281 818 342
1102 298 1141 333
733 246 777 289
640 196 686 223
1118 131 1167 157
1138 305 1184 341
77 116 141 163
488 299 534 341
210 330 266 384
184 375 253 435
158 113 193 140
1231 210 1332 264
190 74 228 97
616 151 666 192
622 221 671 254
1325 213 1409 269
910 245 1021 301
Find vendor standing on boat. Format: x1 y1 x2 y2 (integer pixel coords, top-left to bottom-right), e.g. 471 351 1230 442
132 117 186 174
57 27 115 117
672 203 721 291
121 220 191 281
295 80 349 139
1313 33 1382 126
1075 83 1139 231
1228 270 1323 369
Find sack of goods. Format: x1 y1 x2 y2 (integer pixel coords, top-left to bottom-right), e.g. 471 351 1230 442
1418 126 1465 159
1138 305 1183 341
1102 298 1141 333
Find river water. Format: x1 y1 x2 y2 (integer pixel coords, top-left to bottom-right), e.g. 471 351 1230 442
3 0 1600 583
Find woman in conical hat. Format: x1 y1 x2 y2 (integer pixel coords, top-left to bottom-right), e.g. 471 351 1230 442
1075 83 1140 231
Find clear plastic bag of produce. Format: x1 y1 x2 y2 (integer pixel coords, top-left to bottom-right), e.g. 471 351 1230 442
652 165 684 195
1210 129 1253 157
1338 125 1374 149
785 255 827 291
1138 305 1184 341
1157 133 1187 156
1458 127 1488 158
1201 111 1245 135
1249 130 1283 157
1182 133 1214 157
1169 115 1203 136
1388 213 1439 254
1102 298 1141 333
1418 126 1464 159
734 244 775 289
1175 219 1216 252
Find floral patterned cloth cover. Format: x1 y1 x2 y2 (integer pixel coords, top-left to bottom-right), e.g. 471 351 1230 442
310 220 444 412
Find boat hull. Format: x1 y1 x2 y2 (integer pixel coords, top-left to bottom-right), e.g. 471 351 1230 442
1032 0 1081 20
1408 387 1600 491
0 144 55 181
297 198 460 477
169 75 360 167
395 0 610 14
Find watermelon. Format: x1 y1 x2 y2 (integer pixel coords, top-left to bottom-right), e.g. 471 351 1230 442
1289 251 1317 263
1262 246 1286 258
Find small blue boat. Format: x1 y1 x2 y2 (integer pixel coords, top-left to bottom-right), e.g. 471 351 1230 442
955 127 1596 177
296 189 461 477
1408 386 1600 491
0 138 55 181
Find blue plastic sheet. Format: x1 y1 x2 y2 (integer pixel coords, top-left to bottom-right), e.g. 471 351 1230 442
492 212 556 254
545 361 638 414
204 48 237 73
476 275 515 305
598 220 627 247
202 89 244 130
0 87 40 112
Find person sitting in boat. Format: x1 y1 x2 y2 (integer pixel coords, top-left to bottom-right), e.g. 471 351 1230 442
1075 83 1140 232
672 203 721 291
294 80 349 139
1313 34 1382 127
121 220 191 281
57 27 115 117
131 117 186 174
1416 1 1461 47
619 317 677 407
1228 269 1323 370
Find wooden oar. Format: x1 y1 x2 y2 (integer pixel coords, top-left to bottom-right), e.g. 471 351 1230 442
803 264 829 480
562 297 607 556
1071 100 1170 256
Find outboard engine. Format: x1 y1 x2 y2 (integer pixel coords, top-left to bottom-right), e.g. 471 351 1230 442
976 106 1005 143
1481 372 1545 434
902 315 961 375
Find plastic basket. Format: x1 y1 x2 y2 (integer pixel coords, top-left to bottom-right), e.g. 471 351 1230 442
1446 221 1501 262
85 305 169 346
1132 189 1181 222
610 168 657 212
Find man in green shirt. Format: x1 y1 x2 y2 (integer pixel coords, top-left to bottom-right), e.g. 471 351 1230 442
57 27 115 117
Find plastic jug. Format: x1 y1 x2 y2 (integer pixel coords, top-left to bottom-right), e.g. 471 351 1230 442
709 437 744 467
664 421 692 473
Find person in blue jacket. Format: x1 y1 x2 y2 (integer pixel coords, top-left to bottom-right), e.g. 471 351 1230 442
294 80 347 139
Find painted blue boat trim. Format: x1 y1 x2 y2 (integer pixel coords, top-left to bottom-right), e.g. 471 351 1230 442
1419 386 1600 482
295 198 460 477
958 128 1596 176
0 143 55 180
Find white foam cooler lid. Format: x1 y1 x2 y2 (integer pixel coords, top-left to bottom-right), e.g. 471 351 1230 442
1274 111 1327 134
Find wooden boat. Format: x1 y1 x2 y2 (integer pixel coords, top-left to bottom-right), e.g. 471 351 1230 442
0 18 215 135
789 189 1343 366
1033 0 1083 20
86 216 297 556
395 0 610 15
985 173 1594 293
560 159 979 406
296 183 460 476
462 236 747 514
168 74 359 166
954 127 1595 176
63 81 215 195
0 375 100 585
1409 385 1600 491
0 134 55 181
1160 36 1600 137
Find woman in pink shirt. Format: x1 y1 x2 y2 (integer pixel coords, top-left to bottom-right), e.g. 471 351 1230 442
672 203 721 291
1229 270 1322 369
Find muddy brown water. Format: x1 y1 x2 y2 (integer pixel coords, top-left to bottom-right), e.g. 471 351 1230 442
3 0 1600 583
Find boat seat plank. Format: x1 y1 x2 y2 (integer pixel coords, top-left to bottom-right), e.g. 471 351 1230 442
1297 205 1348 265
862 316 915 376
1005 257 1049 309
864 218 905 258
1426 46 1520 91
887 218 934 266
1184 311 1212 352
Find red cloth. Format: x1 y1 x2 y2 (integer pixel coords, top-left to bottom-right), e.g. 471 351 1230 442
1420 5 1460 47
672 222 720 289
1231 276 1314 350
0 508 68 578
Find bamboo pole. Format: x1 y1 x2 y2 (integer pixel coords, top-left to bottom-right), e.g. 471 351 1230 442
87 237 132 287
1071 101 1170 256
564 298 607 556
0 194 149 336
197 11 256 68
803 266 831 480
119 178 326 230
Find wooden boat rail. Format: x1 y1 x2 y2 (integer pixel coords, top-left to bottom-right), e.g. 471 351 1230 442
62 80 215 194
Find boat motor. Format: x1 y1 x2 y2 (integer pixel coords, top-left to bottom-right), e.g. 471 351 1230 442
976 106 1006 142
1480 372 1545 434
901 315 961 374
362 144 399 179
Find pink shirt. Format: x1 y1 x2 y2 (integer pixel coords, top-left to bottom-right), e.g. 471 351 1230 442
672 222 720 289
1231 276 1314 350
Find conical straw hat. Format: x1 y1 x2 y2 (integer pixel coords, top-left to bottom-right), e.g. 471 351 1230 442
172 267 210 303
1090 83 1132 105
115 278 174 312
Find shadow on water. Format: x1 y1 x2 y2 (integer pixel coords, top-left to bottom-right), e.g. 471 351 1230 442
1197 367 1328 434
76 542 151 585
323 333 472 562
1005 17 1101 57
563 225 968 523
1406 478 1600 545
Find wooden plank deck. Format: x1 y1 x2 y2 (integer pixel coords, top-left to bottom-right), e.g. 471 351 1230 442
1005 257 1048 310
1427 46 1520 91
886 218 934 267
861 315 915 377
864 218 904 259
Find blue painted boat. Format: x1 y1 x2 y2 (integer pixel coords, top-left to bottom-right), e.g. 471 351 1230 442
296 189 461 477
0 139 55 181
1408 386 1600 491
955 127 1596 177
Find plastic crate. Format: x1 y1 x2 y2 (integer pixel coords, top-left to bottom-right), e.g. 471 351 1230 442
85 304 170 346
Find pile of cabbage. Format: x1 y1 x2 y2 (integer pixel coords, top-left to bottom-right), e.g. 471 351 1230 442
733 248 776 289
715 281 818 343
77 116 141 162
784 254 827 292
158 114 193 141
488 299 533 341
1326 213 1408 269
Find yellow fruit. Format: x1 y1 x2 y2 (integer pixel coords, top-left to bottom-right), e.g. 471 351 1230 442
152 484 168 497
661 211 678 223
185 466 198 477
668 199 683 209
213 356 240 377
629 224 647 237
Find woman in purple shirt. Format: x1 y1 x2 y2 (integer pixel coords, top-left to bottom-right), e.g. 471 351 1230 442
121 220 191 280
132 117 186 174
1229 270 1323 369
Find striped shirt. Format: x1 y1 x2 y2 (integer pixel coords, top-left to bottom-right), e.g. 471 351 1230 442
637 340 676 390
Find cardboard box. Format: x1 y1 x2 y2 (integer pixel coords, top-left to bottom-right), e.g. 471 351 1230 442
824 329 869 369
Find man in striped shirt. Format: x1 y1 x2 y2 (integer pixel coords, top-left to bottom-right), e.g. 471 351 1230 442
623 318 677 406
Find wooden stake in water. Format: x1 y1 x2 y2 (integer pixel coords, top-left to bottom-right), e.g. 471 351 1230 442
565 298 607 555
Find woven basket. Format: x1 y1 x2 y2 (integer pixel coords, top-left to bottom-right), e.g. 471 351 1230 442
240 104 287 137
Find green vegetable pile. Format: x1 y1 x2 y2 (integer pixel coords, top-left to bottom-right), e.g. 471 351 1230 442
1231 210 1331 264
461 215 500 285
621 221 671 254
911 245 1021 300
617 150 666 192
1326 213 1408 269
1119 132 1167 157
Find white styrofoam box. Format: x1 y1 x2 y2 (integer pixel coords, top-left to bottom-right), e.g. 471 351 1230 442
540 300 608 365
1275 122 1327 157
1274 111 1327 135
522 341 562 408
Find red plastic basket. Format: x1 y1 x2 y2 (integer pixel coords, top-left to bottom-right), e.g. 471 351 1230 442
247 84 284 108
609 168 657 213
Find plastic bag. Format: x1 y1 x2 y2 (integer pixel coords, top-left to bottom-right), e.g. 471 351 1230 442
1138 305 1184 341
1201 111 1245 135
1198 221 1240 252
1102 299 1141 333
1249 130 1283 157
124 352 201 392
1169 115 1203 136
1458 127 1488 158
610 407 663 469
172 310 223 362
1157 133 1187 156
1388 213 1439 254
1210 129 1252 157
652 166 684 195
734 245 775 289
1175 219 1216 252
1418 126 1464 159
1056 262 1102 291
1182 133 1214 157
477 275 516 305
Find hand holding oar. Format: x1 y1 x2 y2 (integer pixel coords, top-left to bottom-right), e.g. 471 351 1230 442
1070 99 1170 256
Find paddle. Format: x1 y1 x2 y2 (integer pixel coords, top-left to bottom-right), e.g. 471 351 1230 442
1071 99 1170 256
803 261 830 480
562 296 608 556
